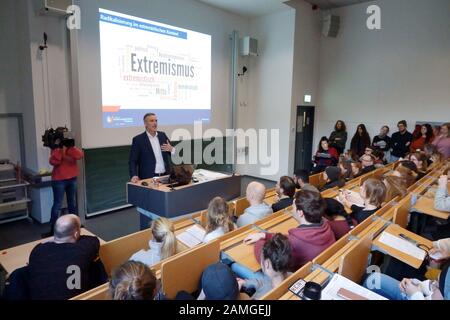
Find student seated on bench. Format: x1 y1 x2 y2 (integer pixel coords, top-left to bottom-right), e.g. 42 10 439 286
5 214 105 300
364 243 450 300
176 262 247 300
239 190 336 276
236 182 273 228
393 164 417 188
383 175 407 202
110 260 157 300
293 169 320 193
320 166 345 191
271 176 296 212
338 178 386 223
130 217 177 265
323 198 357 240
203 197 236 243
239 233 292 299
435 174 450 212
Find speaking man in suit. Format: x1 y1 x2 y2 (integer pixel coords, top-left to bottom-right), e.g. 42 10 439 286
129 113 176 229
129 113 175 183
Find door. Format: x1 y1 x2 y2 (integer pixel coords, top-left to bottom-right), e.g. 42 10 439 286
294 106 315 172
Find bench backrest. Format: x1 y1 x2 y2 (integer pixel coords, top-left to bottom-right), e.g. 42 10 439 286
161 239 221 299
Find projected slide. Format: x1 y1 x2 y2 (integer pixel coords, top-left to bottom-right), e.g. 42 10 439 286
99 8 211 128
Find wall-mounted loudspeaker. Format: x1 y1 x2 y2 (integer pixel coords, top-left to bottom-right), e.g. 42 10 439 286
240 36 258 56
322 15 340 38
39 0 73 16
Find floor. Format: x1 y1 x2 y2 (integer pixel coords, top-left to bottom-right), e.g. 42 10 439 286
0 175 275 250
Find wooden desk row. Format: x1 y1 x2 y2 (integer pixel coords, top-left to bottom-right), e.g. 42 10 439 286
70 166 390 300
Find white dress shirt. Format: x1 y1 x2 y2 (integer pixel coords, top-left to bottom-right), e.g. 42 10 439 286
146 131 175 174
146 131 166 174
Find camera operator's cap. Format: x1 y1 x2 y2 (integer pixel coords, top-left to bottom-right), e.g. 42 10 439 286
201 262 239 300
302 281 322 300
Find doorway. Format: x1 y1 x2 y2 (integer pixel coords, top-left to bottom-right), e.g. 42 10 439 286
294 106 315 172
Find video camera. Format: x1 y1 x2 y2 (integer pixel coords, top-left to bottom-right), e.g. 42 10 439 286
42 126 75 149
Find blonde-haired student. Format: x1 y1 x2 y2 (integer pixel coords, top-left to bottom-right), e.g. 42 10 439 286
130 217 177 265
110 260 157 300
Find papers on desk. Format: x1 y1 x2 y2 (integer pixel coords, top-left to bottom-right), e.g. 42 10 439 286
336 189 365 207
177 224 207 248
378 232 426 261
193 169 229 182
322 274 387 300
345 190 365 207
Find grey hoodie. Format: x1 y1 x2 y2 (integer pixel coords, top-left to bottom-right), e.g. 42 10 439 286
237 203 273 227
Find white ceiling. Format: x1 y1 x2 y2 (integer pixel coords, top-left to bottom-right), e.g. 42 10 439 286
304 0 374 10
197 0 374 17
197 0 289 18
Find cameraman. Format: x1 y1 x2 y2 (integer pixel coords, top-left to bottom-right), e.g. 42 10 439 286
45 137 84 237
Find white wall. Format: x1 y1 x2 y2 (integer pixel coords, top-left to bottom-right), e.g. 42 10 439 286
288 0 321 174
76 0 250 148
316 0 450 150
236 8 296 181
28 1 72 172
236 0 321 181
0 1 22 163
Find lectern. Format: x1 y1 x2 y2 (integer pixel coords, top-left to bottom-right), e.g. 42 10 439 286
127 171 241 223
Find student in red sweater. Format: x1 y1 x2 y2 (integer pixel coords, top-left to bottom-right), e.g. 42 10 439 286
410 124 434 152
47 138 84 236
243 190 336 271
311 137 339 174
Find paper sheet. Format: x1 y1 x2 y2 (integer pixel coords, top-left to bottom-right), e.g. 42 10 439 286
321 274 387 300
176 224 207 248
378 232 426 261
193 169 229 182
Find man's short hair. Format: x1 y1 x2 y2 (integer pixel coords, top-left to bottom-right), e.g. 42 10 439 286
294 190 326 224
279 176 296 198
397 120 407 127
143 113 156 121
294 169 309 184
262 233 291 273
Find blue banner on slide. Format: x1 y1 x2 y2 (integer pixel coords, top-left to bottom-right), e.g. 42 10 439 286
99 12 187 39
103 109 210 128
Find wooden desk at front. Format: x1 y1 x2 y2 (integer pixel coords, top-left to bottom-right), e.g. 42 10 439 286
222 212 294 272
0 228 105 275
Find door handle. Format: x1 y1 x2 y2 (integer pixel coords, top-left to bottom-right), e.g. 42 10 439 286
303 112 306 127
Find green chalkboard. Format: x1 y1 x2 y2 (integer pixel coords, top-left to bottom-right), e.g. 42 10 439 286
83 137 233 214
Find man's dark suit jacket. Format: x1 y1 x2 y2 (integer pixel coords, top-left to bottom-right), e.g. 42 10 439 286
129 131 172 179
